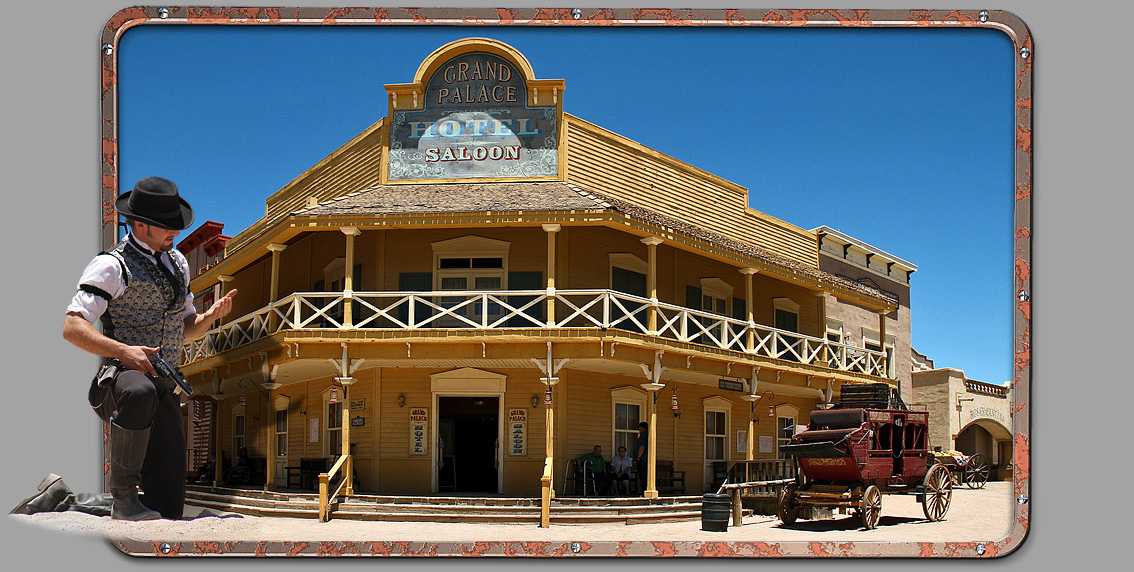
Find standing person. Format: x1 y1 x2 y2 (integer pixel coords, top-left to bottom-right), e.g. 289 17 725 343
63 177 236 520
633 422 649 496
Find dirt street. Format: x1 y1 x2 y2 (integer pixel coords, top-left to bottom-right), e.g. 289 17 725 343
10 481 1019 557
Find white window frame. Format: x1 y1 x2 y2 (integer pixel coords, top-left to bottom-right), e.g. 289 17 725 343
775 404 799 460
232 404 246 455
700 278 733 316
274 395 289 460
611 386 647 457
608 253 648 279
432 236 510 291
862 328 897 378
323 388 344 458
703 396 731 490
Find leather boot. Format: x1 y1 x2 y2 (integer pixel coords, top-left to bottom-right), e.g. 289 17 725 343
109 422 161 521
9 474 72 514
62 492 114 517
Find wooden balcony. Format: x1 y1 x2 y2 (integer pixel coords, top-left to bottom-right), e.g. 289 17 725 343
183 289 888 377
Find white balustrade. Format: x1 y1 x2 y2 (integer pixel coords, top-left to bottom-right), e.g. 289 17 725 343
184 289 887 377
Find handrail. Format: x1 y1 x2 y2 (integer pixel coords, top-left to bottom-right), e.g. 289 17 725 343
540 457 553 528
318 454 350 522
184 289 889 377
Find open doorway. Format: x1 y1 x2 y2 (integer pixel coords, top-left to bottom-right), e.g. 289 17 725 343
437 396 499 494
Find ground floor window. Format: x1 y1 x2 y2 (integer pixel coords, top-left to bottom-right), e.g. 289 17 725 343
324 389 343 457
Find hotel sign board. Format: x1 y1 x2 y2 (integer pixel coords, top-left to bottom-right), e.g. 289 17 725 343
388 51 559 181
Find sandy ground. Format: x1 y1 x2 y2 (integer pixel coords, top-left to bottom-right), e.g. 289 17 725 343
9 481 1018 556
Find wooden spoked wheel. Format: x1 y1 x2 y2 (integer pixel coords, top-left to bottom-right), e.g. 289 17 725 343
964 454 989 489
777 484 798 524
922 464 953 521
860 485 881 530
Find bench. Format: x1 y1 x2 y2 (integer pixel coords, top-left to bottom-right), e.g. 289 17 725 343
655 461 686 495
285 457 329 490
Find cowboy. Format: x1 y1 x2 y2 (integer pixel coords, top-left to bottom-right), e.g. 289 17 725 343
63 177 236 520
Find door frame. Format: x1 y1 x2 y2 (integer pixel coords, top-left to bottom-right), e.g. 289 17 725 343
429 368 507 494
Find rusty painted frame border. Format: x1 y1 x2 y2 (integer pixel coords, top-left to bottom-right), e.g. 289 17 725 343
98 6 1032 558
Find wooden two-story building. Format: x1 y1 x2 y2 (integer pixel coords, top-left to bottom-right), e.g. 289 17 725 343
178 38 904 499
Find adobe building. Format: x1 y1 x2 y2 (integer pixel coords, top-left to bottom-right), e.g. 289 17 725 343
177 38 908 498
910 354 1014 480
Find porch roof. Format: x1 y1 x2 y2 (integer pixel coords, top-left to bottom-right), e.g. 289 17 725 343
294 181 892 307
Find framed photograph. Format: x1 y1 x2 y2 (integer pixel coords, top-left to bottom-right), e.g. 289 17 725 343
15 3 1033 560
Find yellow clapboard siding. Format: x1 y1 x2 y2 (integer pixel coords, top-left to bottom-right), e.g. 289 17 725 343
565 115 818 267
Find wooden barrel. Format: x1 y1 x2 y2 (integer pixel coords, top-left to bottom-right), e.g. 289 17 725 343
701 493 731 532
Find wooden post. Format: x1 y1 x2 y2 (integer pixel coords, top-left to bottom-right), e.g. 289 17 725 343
878 309 888 377
739 268 757 351
217 275 234 326
264 384 276 491
542 224 560 326
641 351 665 499
731 487 743 526
641 237 663 335
212 391 224 487
816 291 828 365
267 244 286 331
341 227 360 327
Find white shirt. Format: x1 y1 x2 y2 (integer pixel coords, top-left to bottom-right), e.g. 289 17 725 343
612 454 633 474
67 234 196 325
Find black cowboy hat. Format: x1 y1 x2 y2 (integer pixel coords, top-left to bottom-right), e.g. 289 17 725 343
115 176 194 231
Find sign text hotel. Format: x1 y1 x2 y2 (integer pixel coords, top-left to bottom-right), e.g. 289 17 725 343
389 52 558 181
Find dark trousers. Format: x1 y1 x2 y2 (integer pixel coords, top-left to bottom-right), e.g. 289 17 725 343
96 369 186 519
635 459 648 495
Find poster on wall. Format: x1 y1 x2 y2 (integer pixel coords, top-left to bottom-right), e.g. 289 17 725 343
409 407 428 455
508 408 527 456
759 435 773 453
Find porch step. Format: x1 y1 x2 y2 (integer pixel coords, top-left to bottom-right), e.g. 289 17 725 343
184 486 748 524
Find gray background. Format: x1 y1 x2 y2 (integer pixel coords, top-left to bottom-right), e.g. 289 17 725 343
0 0 1125 569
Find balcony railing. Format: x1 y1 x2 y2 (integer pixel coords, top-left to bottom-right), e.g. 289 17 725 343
184 289 888 377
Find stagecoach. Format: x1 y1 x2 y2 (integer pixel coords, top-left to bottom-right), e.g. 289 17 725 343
777 383 952 530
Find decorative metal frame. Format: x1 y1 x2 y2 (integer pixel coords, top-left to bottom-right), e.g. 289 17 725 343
98 7 1031 559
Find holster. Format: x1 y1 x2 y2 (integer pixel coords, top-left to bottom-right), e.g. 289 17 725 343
87 360 178 422
88 361 122 423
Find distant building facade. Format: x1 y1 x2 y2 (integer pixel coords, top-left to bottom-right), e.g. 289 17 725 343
911 362 1013 480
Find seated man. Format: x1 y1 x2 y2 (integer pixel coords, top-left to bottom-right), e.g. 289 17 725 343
224 447 251 485
577 445 613 495
610 446 634 495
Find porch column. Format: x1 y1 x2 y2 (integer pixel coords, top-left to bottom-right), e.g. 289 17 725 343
341 227 360 327
877 309 888 377
739 268 758 351
339 377 355 496
640 350 665 499
641 237 663 334
816 291 828 364
267 243 287 331
212 391 224 487
217 275 234 326
543 224 561 326
742 395 757 462
336 342 355 496
263 380 281 491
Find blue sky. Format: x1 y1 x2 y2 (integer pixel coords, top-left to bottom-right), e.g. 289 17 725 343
117 25 1016 384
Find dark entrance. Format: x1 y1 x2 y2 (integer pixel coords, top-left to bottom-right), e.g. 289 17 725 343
437 396 499 494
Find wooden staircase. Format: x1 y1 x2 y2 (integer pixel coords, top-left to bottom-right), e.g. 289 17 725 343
185 485 748 524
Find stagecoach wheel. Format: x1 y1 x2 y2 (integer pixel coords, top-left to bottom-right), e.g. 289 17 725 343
921 464 953 521
965 454 989 489
777 484 799 525
860 485 881 530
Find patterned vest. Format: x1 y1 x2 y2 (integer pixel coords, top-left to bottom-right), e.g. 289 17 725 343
99 237 188 367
